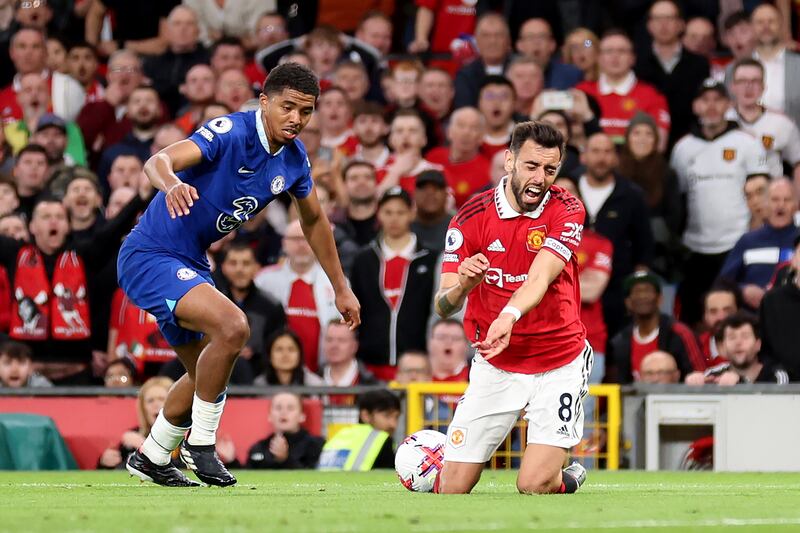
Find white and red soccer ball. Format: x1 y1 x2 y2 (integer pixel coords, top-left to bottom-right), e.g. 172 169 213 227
395 430 446 492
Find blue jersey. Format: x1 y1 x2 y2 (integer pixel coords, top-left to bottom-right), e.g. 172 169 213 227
128 110 313 270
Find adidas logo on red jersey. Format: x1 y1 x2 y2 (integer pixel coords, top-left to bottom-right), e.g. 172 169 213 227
487 239 506 252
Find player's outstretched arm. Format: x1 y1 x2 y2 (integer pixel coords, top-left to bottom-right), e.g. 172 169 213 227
434 253 489 318
143 140 203 219
294 187 361 330
474 250 566 359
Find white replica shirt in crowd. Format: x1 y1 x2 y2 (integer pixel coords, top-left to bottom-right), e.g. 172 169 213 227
671 124 769 254
735 108 800 178
755 48 786 113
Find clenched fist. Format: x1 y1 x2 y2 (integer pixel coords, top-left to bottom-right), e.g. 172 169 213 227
458 253 490 292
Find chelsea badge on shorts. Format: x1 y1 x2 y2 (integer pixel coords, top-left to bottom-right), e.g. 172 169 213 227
176 267 198 281
271 175 286 195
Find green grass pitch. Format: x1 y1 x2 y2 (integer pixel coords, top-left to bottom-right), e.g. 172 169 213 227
2 470 800 532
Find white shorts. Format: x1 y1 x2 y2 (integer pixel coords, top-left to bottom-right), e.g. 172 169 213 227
444 341 593 463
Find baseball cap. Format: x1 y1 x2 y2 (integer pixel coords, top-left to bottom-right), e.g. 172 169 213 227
36 113 67 133
378 185 412 208
415 169 446 189
623 270 663 296
695 78 728 100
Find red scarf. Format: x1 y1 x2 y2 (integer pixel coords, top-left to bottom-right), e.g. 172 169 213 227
0 266 10 332
111 289 175 373
10 245 91 341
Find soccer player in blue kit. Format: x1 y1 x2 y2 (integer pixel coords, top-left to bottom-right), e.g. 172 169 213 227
117 63 361 487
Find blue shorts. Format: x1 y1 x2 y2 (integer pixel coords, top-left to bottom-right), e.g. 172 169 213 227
117 239 214 347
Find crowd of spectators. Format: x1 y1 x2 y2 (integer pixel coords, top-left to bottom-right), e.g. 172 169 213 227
0 1 797 423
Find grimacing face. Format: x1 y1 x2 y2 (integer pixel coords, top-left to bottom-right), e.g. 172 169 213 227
504 139 561 212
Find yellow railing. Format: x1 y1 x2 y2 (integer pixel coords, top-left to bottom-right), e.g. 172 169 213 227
398 382 621 470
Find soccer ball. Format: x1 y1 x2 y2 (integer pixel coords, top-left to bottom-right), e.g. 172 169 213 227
395 430 446 492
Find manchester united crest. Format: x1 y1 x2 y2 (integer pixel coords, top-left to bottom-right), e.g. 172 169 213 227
762 135 774 150
526 225 547 252
722 148 736 161
449 427 466 448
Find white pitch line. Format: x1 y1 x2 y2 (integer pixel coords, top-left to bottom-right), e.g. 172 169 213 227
562 518 800 529
584 483 800 491
8 483 146 488
411 517 800 532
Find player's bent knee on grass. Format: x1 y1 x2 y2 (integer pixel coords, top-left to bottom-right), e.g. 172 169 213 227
516 444 569 495
516 473 563 495
437 462 483 494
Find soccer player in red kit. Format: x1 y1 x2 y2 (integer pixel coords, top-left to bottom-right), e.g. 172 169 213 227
434 121 591 495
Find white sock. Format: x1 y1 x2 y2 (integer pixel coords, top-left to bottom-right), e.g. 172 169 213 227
141 410 190 466
187 391 225 446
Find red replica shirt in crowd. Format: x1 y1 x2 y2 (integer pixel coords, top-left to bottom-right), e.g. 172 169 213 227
426 147 491 207
698 331 725 369
416 0 476 54
576 229 613 353
383 256 410 309
480 139 508 161
376 156 443 195
110 289 175 374
84 80 105 104
576 74 670 143
442 180 587 374
321 129 359 158
0 85 21 124
630 329 659 379
433 364 470 405
286 279 321 372
244 61 265 90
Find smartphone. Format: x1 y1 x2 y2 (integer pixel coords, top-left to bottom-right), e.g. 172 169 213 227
541 91 574 111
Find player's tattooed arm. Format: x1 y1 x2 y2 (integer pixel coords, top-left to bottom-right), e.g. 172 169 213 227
435 283 466 317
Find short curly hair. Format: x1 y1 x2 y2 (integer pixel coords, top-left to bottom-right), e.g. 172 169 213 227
262 63 320 99
509 121 565 160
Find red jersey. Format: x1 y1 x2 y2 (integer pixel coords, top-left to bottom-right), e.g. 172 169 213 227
84 79 105 104
480 139 508 161
0 84 20 124
576 229 612 353
174 110 198 135
286 279 321 373
376 156 443 195
321 129 359 157
698 331 726 369
426 147 491 207
433 364 470 405
630 330 659 379
433 365 469 382
576 76 670 143
416 0 476 55
244 61 265 90
442 180 587 374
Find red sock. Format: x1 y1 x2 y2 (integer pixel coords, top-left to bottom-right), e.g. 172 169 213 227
560 471 579 494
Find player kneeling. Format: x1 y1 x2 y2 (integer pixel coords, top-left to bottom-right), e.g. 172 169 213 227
433 121 591 495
